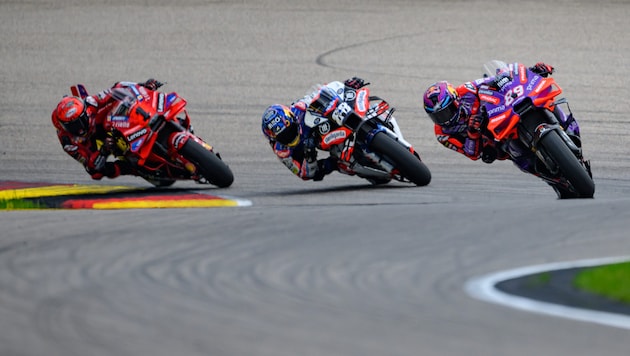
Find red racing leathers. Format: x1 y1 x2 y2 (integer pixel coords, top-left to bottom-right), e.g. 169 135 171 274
51 82 138 179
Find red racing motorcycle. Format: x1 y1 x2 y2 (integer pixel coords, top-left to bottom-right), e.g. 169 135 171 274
72 82 234 188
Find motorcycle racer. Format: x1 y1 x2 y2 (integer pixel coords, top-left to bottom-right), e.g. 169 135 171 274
421 62 581 173
261 77 408 181
51 79 163 180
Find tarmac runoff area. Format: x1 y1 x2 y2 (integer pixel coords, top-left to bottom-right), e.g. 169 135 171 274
3 181 630 331
0 181 251 209
466 256 630 330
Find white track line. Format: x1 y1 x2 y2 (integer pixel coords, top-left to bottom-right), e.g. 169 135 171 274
464 256 630 330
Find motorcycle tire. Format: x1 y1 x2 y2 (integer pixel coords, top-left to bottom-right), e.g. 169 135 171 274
179 139 234 188
143 178 176 188
538 130 594 198
368 132 431 186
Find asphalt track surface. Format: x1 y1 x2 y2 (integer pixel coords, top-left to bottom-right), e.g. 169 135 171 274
1 1 630 355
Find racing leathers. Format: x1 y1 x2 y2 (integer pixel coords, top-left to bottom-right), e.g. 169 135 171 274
267 100 338 181
51 80 157 180
433 77 503 163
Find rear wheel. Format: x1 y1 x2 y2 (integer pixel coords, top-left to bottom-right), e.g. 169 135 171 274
180 139 234 188
538 131 594 198
368 132 431 186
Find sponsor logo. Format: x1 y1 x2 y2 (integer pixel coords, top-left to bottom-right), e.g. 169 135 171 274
495 76 511 89
534 81 546 93
489 112 510 124
322 130 347 145
265 116 283 133
319 122 331 135
519 65 527 83
113 121 130 128
157 93 165 112
126 128 147 141
526 75 540 91
171 133 187 150
130 85 142 101
63 144 78 153
479 94 500 105
487 105 506 116
345 89 356 101
356 89 367 113
478 89 495 96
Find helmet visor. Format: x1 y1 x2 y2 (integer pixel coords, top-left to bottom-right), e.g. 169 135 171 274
275 122 299 147
61 111 89 136
428 101 460 126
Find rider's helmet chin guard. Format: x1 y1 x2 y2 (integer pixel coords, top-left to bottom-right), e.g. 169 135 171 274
423 81 461 127
56 96 90 136
262 104 301 147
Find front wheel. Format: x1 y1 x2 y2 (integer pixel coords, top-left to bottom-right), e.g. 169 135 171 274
180 139 234 188
368 132 431 186
538 131 594 198
143 178 176 187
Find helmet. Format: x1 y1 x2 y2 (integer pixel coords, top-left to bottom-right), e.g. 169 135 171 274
261 104 300 147
55 96 90 136
423 81 461 127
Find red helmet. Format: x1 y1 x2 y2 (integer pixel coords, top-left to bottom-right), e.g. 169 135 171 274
55 96 90 136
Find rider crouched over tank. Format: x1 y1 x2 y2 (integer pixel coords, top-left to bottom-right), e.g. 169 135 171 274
422 62 593 198
51 79 165 180
261 77 430 185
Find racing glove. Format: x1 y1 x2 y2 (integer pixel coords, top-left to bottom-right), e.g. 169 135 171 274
140 78 164 91
481 145 497 164
90 161 132 180
467 108 486 140
529 62 554 77
304 139 318 164
344 77 370 89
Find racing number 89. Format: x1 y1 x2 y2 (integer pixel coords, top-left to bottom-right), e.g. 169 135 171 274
504 85 524 106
